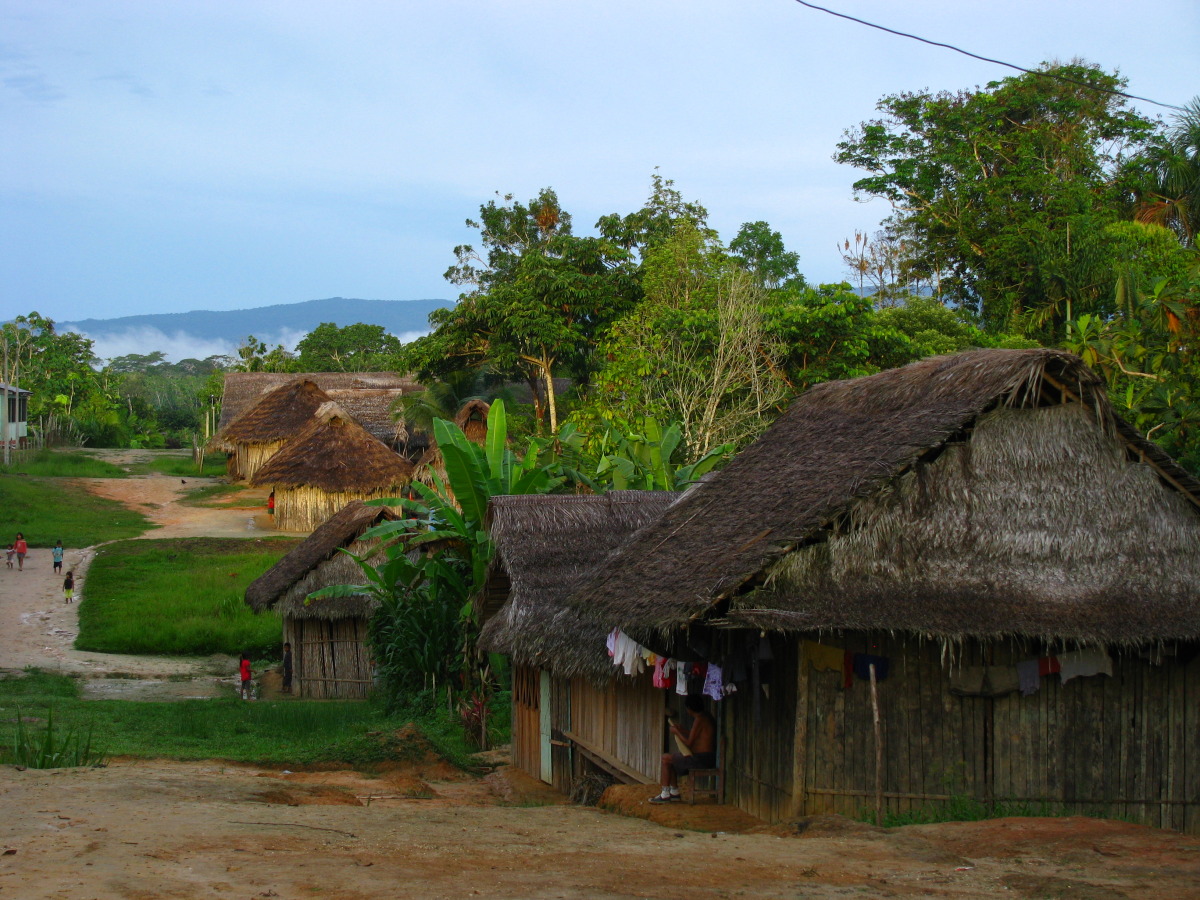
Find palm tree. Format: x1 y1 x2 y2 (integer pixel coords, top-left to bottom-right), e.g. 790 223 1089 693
1136 98 1200 247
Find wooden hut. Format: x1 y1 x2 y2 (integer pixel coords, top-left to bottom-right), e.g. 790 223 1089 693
413 400 490 494
249 403 414 532
569 348 1200 831
209 379 333 482
246 500 398 698
479 492 675 790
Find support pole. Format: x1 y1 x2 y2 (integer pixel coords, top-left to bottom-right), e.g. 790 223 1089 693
870 663 883 827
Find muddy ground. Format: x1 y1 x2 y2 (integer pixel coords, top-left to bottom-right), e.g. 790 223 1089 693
2 451 1200 898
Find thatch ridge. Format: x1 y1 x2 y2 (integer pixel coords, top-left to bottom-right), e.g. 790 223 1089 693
478 491 676 681
245 500 398 615
248 410 414 492
218 372 420 431
571 348 1200 640
211 379 332 449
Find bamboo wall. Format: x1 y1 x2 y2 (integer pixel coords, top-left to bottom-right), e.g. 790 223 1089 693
235 441 284 483
568 675 663 782
284 616 374 699
723 633 799 823
512 665 542 779
275 487 402 533
793 633 1200 833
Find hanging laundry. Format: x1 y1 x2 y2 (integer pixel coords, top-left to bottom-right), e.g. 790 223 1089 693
702 663 725 701
609 631 646 676
1038 657 1061 676
640 646 657 666
1059 648 1113 684
606 628 618 658
803 640 844 673
652 657 675 690
951 665 1020 697
1016 659 1041 696
853 653 890 682
675 660 689 695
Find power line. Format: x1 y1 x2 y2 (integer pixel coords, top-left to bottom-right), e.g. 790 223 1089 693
791 0 1187 113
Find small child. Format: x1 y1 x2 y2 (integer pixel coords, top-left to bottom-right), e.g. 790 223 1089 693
52 540 64 574
239 652 252 700
4 544 13 569
63 571 75 604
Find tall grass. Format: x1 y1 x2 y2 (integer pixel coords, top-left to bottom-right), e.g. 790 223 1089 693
3 706 107 768
0 476 153 549
0 449 128 478
77 538 298 657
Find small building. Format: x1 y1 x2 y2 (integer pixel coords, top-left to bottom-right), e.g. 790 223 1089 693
249 404 414 532
245 500 399 698
210 379 333 482
0 382 30 450
218 372 421 452
479 492 675 790
565 349 1200 831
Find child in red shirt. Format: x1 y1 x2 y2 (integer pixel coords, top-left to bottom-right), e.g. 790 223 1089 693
239 653 252 700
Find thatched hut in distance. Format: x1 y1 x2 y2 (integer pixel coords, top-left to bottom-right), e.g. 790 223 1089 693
569 348 1200 830
250 403 414 532
413 399 491 493
478 491 675 789
210 379 332 482
246 500 399 698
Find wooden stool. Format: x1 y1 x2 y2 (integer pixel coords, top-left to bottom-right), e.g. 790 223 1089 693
685 767 723 804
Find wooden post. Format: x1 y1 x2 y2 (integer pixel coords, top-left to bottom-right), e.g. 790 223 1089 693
870 663 883 826
792 641 810 819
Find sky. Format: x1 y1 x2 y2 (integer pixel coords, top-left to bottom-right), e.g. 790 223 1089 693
3 0 1197 332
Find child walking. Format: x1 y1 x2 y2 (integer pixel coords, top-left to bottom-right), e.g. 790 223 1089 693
52 540 64 574
239 652 253 700
63 571 75 604
4 544 13 569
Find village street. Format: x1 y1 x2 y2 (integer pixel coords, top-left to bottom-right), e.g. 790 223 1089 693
1 458 1199 898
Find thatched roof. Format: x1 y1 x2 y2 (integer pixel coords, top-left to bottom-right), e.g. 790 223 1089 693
245 500 398 618
325 389 409 446
248 404 415 491
572 348 1200 645
210 379 332 450
218 372 420 431
478 491 676 680
454 399 490 445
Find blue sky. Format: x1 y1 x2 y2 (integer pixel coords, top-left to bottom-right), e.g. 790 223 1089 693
3 0 1197 327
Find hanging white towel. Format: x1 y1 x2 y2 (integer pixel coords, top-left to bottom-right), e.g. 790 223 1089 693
675 659 689 695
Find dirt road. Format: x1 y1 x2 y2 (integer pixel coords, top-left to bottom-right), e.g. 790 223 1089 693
2 760 1199 900
0 453 273 692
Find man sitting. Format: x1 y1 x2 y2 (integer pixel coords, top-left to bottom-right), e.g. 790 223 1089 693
650 695 716 803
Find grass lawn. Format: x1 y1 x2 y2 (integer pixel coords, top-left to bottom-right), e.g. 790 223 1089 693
0 475 153 549
0 670 482 769
77 538 300 658
0 450 128 478
126 453 228 478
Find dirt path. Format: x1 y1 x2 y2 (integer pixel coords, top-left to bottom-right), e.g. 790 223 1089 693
1 760 1198 899
0 451 279 694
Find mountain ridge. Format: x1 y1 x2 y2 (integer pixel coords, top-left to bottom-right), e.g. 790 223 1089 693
61 297 454 342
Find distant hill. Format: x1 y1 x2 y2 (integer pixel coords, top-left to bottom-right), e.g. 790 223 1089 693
61 297 453 343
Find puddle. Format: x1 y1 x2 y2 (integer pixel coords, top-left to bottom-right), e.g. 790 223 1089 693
81 677 230 701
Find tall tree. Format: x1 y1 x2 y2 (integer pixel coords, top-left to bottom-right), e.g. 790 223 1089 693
1134 97 1200 248
835 62 1161 335
405 191 639 431
730 220 803 289
295 322 402 371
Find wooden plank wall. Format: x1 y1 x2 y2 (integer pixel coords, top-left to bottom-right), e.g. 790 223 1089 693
796 633 1200 832
291 617 373 699
568 677 664 783
511 666 541 779
724 633 798 823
